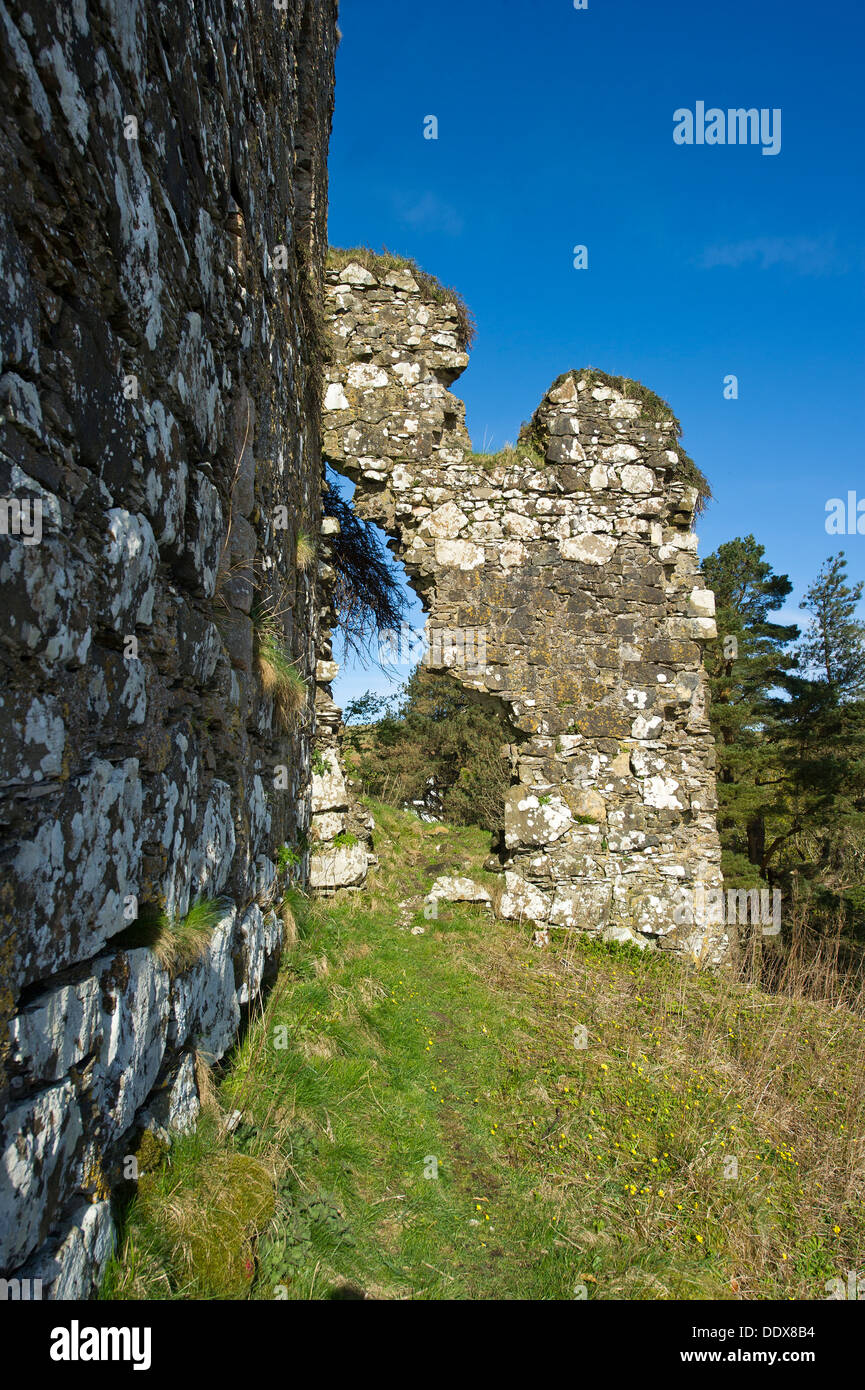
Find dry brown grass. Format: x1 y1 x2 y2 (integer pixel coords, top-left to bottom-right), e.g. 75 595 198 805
193 1051 221 1117
279 895 299 950
256 633 308 727
295 527 317 571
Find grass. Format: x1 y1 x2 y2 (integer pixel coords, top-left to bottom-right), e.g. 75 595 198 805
102 803 865 1301
466 439 547 473
103 1147 276 1299
253 603 309 728
111 897 231 976
258 635 307 725
295 527 317 571
327 245 476 351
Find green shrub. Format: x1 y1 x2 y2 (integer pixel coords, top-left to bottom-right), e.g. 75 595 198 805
345 667 511 834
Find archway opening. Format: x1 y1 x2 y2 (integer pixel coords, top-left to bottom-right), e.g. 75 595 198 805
322 464 514 856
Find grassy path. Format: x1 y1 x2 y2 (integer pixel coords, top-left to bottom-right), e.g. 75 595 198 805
104 803 865 1300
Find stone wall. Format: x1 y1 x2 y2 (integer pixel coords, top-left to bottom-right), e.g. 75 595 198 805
0 0 337 1297
322 257 727 964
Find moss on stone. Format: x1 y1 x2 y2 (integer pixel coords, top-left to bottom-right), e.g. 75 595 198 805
132 1127 170 1176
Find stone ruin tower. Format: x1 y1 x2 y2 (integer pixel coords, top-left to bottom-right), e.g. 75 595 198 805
322 256 727 964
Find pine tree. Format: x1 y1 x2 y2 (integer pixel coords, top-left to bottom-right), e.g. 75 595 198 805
765 553 865 933
701 536 798 881
796 552 865 700
703 540 865 939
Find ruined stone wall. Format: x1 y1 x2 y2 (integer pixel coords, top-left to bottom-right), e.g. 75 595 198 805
322 258 726 964
0 0 337 1296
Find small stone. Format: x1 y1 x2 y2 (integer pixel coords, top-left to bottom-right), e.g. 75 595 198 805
427 876 492 905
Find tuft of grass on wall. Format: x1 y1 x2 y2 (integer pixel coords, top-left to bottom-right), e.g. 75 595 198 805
327 245 476 351
253 607 309 729
295 527 317 571
112 897 230 976
466 439 547 473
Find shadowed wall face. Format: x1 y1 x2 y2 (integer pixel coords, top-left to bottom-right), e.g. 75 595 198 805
322 259 726 964
0 0 337 1295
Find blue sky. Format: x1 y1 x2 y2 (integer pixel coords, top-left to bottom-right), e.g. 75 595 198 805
327 0 865 709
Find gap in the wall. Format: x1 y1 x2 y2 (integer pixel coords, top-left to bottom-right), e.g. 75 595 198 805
326 466 426 715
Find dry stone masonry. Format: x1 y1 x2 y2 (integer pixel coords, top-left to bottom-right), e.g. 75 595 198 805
0 0 338 1297
322 258 727 965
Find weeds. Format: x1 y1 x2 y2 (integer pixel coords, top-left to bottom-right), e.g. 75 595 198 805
295 527 317 571
311 750 331 777
466 439 547 472
253 602 308 727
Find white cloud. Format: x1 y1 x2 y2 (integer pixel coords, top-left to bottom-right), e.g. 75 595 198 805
698 236 849 275
393 191 463 236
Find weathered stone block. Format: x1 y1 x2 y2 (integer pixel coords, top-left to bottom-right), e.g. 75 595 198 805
19 1199 115 1301
138 1052 200 1138
311 749 348 813
0 1081 82 1269
9 977 102 1084
499 873 550 924
168 907 239 1062
309 843 369 891
92 948 170 1142
427 876 492 905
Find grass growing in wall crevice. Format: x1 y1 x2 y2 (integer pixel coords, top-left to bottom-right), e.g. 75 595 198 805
252 601 309 730
109 896 232 977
